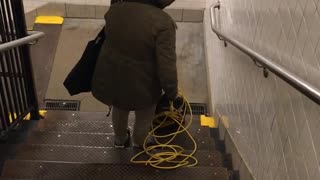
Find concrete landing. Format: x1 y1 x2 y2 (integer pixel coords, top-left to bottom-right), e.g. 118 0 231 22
31 23 62 108
45 19 207 111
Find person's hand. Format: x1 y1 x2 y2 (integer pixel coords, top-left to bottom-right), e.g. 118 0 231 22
166 89 179 101
171 94 184 110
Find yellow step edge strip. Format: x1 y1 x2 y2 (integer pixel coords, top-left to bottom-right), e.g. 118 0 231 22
35 16 64 25
8 110 47 122
200 115 217 128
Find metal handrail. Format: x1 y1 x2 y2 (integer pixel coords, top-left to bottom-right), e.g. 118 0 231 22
0 31 45 52
209 2 320 106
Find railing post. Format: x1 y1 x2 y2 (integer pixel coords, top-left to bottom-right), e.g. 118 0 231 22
13 0 40 120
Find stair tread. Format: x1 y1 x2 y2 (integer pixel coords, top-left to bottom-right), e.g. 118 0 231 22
43 111 111 122
2 160 229 180
37 115 205 134
26 131 114 147
14 144 223 167
43 111 202 122
26 131 216 150
36 119 117 133
36 121 211 140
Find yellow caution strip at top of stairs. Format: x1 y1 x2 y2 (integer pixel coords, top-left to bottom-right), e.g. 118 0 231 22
35 16 64 25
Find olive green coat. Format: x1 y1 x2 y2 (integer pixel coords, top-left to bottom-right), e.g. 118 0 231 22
92 2 178 110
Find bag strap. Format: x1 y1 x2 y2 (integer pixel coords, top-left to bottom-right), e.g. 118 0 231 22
94 27 105 43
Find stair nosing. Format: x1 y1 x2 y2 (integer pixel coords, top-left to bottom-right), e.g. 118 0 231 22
31 130 114 135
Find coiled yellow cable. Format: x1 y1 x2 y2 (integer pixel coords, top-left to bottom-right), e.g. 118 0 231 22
130 91 198 169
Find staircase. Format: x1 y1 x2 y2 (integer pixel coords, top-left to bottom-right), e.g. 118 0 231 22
0 111 237 179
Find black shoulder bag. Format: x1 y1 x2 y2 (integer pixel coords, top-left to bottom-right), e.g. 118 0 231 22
63 27 105 96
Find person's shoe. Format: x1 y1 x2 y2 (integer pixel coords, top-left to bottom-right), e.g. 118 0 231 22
114 130 131 149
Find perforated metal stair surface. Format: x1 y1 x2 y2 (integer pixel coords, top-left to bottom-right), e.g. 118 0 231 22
14 144 224 167
32 112 216 150
41 111 110 121
1 111 231 180
27 131 216 150
36 117 209 136
2 160 229 180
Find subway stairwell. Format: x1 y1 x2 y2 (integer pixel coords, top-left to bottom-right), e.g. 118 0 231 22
0 0 239 179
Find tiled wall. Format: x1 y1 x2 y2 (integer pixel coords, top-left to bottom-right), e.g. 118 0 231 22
205 0 320 179
23 0 206 11
23 0 205 29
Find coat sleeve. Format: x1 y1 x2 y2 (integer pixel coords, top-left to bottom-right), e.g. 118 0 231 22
155 18 178 100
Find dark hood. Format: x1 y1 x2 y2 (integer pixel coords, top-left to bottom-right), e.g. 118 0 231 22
111 0 174 9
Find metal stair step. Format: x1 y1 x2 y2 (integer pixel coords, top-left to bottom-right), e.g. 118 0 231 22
14 144 224 167
42 111 203 126
36 119 118 133
42 111 112 122
2 160 229 180
35 120 211 140
26 131 216 150
26 131 114 147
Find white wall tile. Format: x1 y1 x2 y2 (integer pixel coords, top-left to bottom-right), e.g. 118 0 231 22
36 3 66 16
183 9 204 22
205 0 320 179
66 4 95 18
23 0 206 12
164 9 183 22
23 0 204 21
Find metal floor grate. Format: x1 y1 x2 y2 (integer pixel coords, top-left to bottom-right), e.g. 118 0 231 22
188 103 207 115
44 100 80 111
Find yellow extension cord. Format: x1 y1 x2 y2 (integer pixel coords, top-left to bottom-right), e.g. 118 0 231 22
130 91 198 169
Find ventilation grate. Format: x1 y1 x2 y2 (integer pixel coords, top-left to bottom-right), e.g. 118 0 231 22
187 103 207 115
44 100 80 111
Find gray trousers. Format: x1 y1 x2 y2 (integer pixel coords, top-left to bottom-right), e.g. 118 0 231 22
112 105 156 146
